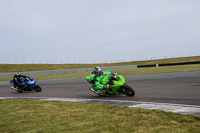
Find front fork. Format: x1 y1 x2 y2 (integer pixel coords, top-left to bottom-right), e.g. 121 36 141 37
117 84 127 93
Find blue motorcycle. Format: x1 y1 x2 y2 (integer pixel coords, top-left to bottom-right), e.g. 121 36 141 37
9 77 42 93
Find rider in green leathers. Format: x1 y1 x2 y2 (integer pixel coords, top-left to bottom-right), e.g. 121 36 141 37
90 66 117 95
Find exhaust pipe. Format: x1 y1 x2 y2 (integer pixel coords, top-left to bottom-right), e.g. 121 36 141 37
89 87 100 95
10 86 18 91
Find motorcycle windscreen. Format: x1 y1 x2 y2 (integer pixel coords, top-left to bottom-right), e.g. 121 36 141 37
111 75 125 87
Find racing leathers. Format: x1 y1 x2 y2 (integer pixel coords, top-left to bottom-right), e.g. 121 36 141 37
13 74 28 89
90 70 117 94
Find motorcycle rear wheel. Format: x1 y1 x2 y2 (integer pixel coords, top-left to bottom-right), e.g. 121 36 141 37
123 85 135 97
17 88 23 93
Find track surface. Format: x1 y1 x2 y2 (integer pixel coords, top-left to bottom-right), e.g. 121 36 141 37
0 71 200 106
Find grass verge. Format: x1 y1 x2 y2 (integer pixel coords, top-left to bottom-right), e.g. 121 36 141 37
0 56 200 73
1 64 200 82
0 99 199 133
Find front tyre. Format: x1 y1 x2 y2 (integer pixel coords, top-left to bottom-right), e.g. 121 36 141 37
123 85 135 97
34 85 42 92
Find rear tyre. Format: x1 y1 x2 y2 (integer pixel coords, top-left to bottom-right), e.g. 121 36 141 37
34 85 42 92
123 84 135 97
17 88 23 93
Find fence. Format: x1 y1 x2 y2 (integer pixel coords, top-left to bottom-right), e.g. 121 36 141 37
138 61 200 68
1 54 200 64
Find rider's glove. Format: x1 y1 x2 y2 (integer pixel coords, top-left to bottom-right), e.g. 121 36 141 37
103 84 110 89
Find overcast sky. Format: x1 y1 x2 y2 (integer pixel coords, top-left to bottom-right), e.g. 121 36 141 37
0 0 200 64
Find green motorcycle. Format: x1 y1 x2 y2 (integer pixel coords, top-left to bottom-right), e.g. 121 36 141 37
85 74 135 97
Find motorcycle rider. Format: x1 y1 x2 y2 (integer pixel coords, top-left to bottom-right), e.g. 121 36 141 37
13 72 28 91
89 66 118 96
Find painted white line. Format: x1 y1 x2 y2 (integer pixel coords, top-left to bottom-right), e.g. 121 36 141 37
128 104 200 115
1 97 200 116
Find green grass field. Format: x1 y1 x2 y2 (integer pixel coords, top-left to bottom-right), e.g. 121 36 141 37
0 99 200 133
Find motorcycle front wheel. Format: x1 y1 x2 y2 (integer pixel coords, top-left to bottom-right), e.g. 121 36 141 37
34 85 42 92
123 84 135 97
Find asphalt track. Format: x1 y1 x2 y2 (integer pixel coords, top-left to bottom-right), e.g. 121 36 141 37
0 71 200 115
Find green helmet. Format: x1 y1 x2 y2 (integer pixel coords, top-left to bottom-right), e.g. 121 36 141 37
94 66 103 76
